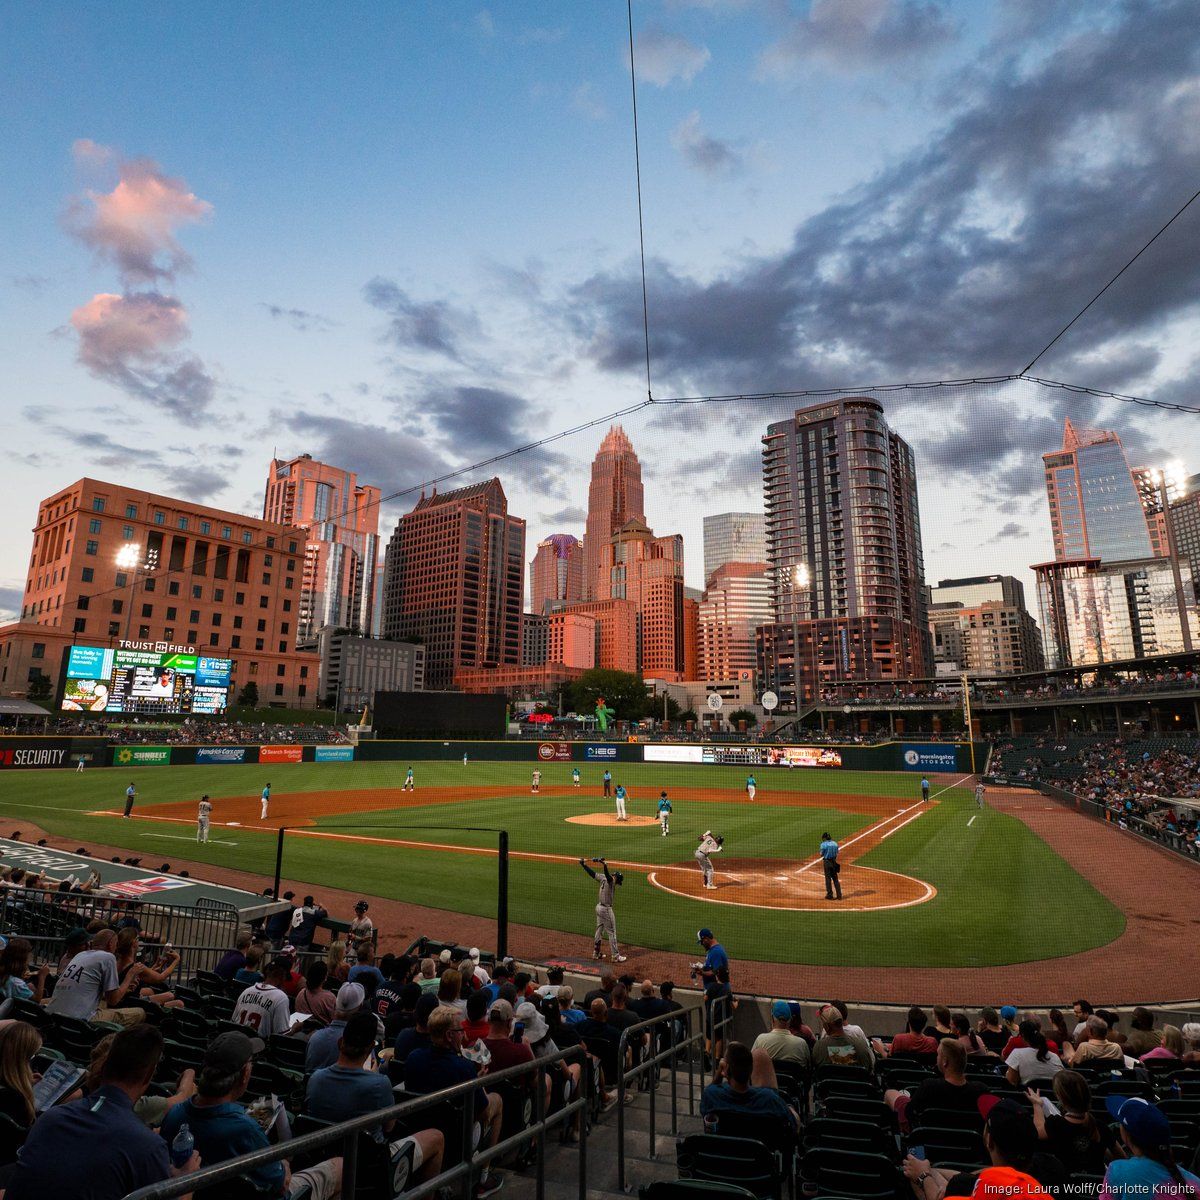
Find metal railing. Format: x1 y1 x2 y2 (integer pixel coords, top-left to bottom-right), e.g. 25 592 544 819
1039 784 1200 865
122 1045 591 1200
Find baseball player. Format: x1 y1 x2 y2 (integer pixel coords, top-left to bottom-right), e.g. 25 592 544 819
695 831 723 890
579 857 626 962
76 758 85 774
402 767 415 792
197 794 212 843
463 752 468 766
657 791 673 836
614 782 629 821
975 781 986 809
572 768 581 789
260 782 271 819
746 773 757 801
531 768 542 794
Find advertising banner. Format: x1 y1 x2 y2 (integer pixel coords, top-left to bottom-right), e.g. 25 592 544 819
536 742 572 762
0 740 75 770
104 876 192 899
111 746 171 767
314 746 355 762
643 745 704 764
584 744 618 760
902 744 960 772
260 744 304 764
764 745 843 768
62 642 231 716
195 747 248 765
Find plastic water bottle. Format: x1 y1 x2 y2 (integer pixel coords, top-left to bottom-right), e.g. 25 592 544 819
171 1123 195 1168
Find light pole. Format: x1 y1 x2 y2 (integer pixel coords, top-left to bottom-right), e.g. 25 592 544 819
115 544 159 644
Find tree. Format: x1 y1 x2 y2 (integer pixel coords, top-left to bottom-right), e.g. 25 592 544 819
729 708 758 728
237 682 259 708
567 669 649 721
677 709 698 725
27 675 51 703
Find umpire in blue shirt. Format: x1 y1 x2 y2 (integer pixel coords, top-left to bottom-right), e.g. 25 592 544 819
819 832 842 900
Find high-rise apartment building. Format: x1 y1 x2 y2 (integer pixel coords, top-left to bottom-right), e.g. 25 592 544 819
583 426 644 601
1043 420 1154 563
555 598 639 674
264 454 383 641
0 478 316 704
698 562 772 681
703 513 767 588
929 575 1027 610
929 601 1044 676
381 478 525 690
757 396 931 706
317 629 424 711
529 533 583 615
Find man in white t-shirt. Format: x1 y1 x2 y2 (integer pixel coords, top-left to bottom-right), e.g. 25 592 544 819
232 957 293 1038
466 947 491 989
47 929 146 1026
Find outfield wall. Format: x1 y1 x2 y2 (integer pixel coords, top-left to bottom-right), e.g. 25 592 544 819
0 734 980 772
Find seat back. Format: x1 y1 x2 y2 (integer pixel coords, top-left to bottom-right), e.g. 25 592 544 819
799 1146 903 1200
907 1124 987 1168
677 1133 783 1200
640 1181 759 1200
802 1117 894 1158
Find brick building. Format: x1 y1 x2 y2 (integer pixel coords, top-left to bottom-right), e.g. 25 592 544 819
698 562 771 682
554 598 638 674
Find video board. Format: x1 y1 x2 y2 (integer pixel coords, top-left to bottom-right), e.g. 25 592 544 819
61 645 232 715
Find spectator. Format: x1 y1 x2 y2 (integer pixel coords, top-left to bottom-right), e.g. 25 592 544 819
1180 1024 1200 1066
232 956 293 1039
263 892 296 948
462 990 491 1043
1100 1096 1200 1199
952 1013 994 1056
385 982 422 1042
876 1007 939 1058
1002 1014 1064 1061
115 928 182 1009
394 993 440 1064
56 929 89 975
558 986 586 1027
161 1031 341 1200
1125 1008 1163 1058
466 948 491 990
5 1026 196 1200
786 1002 817 1048
753 1001 811 1068
582 969 616 1011
294 961 337 1025
480 963 508 1003
701 1042 797 1132
1071 1000 1095 1043
403 1007 503 1198
1072 1016 1127 1066
46 930 144 1027
1029 1070 1122 1176
605 984 643 1042
306 1011 444 1186
0 1022 42 1139
416 958 439 995
1141 1025 1184 1061
233 943 266 986
976 1007 1010 1055
214 932 252 982
886 1039 985 1133
1047 1008 1073 1052
1097 1010 1126 1047
275 949 303 1001
577 998 621 1107
482 999 536 1084
347 942 385 998
325 940 350 986
923 1005 956 1042
372 958 411 1032
436 968 466 1015
288 896 328 952
0 939 48 1004
306 982 367 1072
1005 1021 1064 1086
629 980 667 1021
812 1003 872 1070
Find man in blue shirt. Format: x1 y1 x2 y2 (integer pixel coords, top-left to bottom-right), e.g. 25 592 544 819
347 941 387 997
161 1030 341 1200
701 1041 798 1132
306 981 366 1071
819 832 842 900
307 1012 444 1188
7 1025 193 1200
921 777 930 802
602 769 612 797
746 774 756 801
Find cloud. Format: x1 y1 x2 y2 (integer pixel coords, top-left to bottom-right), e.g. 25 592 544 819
540 505 586 525
671 112 745 177
632 27 711 86
168 464 229 502
11 274 50 294
760 0 957 76
571 82 607 121
419 385 538 456
0 586 22 624
64 142 211 286
363 277 482 361
261 303 338 332
989 521 1030 542
70 291 215 420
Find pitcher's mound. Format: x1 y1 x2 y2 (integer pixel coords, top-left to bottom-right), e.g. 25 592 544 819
566 814 659 827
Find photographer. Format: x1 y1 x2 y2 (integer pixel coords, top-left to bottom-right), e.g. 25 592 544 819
579 857 626 964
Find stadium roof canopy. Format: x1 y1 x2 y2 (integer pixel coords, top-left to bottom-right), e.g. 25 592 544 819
0 699 50 715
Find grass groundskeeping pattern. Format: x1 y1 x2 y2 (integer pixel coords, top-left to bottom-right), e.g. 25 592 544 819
3 760 1123 968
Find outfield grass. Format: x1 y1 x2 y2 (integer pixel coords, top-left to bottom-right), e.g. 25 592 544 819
1 761 1125 968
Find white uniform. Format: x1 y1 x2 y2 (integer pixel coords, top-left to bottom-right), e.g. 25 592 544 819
593 873 619 958
695 833 722 889
531 770 541 794
572 769 580 788
76 760 85 773
463 753 468 766
975 784 985 809
614 787 628 820
402 769 414 792
197 798 212 843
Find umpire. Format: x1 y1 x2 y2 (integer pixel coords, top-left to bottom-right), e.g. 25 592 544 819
819 832 842 900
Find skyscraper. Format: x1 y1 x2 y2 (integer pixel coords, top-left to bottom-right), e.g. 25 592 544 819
584 425 644 601
703 513 767 588
264 454 382 641
1043 419 1154 563
529 533 583 615
698 562 772 681
757 396 931 706
381 478 525 690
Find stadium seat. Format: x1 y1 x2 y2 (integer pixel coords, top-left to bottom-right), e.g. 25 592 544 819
266 1034 308 1073
640 1181 759 1200
815 1076 879 1104
906 1125 987 1168
818 1095 896 1130
798 1147 904 1200
917 1108 983 1133
165 1007 212 1047
803 1117 896 1158
677 1133 786 1200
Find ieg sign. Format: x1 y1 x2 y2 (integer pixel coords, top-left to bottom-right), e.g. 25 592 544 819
585 745 618 760
902 744 959 772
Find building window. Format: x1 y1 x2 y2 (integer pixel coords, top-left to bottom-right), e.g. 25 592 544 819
209 633 220 646
211 613 221 626
283 600 291 612
73 618 87 633
77 595 90 611
115 572 127 588
111 599 123 614
285 577 294 590
300 665 308 678
189 610 200 623
255 638 264 650
287 559 296 571
278 640 287 653
164 628 174 640
249 661 259 676
214 588 224 602
125 503 138 519
192 585 202 599
231 635 241 649
187 629 197 642
266 536 276 550
233 615 243 629
262 573 271 585
89 518 102 534
259 596 268 608
138 625 150 638
256 619 266 632
154 512 165 525
178 517 188 530
200 521 211 534
85 540 98 556
222 526 232 539
166 606 177 620
108 621 120 637
31 643 45 659
281 622 289 634
92 497 105 513
81 567 94 582
168 581 180 596
264 554 273 566
298 684 307 697
243 531 252 544
235 592 245 605
141 603 153 618
274 683 284 696
122 525 134 540
276 664 286 677
288 541 298 554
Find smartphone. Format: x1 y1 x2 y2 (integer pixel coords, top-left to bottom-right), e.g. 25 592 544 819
909 1146 925 1161
513 1022 524 1044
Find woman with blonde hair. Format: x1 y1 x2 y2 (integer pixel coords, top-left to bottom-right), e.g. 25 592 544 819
114 928 183 1009
325 940 349 984
0 1021 42 1133
1142 1024 1185 1061
437 968 466 1014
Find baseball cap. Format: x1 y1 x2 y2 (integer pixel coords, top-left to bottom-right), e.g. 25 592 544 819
1000 1005 1017 1021
335 981 366 1014
817 1004 843 1028
468 947 480 962
1106 1096 1172 1149
697 928 713 942
203 1030 264 1074
439 948 453 964
771 1000 791 1020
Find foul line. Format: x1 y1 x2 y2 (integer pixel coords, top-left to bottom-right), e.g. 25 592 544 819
967 814 978 827
144 833 238 846
792 799 930 876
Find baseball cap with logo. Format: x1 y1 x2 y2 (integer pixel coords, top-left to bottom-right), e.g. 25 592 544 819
203 1030 265 1075
817 1004 843 1028
771 1000 791 1020
697 929 713 942
1106 1096 1173 1149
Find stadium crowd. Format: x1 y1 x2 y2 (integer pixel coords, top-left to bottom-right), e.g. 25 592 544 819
1 714 350 744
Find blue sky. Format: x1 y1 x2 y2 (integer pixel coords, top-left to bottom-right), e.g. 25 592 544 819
3 0 1200 621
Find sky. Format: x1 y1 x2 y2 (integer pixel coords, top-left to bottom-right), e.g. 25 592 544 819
3 0 1200 623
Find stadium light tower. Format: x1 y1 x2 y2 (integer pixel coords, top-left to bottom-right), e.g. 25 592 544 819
115 543 159 644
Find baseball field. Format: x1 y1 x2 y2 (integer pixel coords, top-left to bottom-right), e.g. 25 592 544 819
1 759 1125 969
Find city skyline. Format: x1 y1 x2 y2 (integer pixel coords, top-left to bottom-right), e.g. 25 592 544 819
4 4 1200 626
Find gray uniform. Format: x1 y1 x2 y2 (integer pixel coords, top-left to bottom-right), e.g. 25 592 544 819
197 799 212 842
595 875 617 954
695 835 721 888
